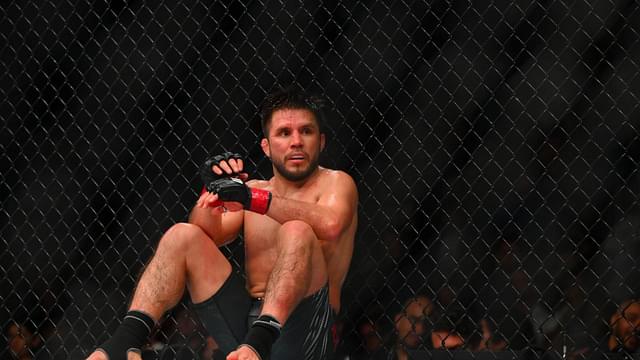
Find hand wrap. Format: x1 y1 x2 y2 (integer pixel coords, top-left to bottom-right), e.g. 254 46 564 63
208 177 272 214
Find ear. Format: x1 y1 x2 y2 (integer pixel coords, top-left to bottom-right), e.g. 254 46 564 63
320 133 326 151
261 138 270 158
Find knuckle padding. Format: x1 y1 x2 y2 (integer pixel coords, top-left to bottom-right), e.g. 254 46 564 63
200 153 245 192
209 178 250 206
212 152 243 165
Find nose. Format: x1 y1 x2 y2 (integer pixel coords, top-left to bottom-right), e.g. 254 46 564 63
291 131 303 146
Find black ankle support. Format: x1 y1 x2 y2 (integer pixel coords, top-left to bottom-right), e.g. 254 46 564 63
97 310 155 360
240 314 282 360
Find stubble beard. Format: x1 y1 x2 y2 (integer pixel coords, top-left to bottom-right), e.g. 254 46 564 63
272 153 321 182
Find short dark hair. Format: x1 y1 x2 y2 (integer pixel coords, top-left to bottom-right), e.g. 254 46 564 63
259 86 325 137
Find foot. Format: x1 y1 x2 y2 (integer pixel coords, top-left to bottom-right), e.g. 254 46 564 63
86 349 142 360
226 345 260 360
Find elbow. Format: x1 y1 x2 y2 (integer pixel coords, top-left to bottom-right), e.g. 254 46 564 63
323 218 343 242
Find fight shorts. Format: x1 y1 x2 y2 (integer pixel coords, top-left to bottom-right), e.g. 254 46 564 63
192 270 334 360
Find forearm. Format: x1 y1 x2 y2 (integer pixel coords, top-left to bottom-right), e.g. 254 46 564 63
265 195 342 241
188 207 223 245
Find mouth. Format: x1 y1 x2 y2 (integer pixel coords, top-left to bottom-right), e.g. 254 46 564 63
287 153 306 162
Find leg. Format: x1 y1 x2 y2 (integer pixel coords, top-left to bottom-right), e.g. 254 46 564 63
261 220 328 323
192 269 252 355
130 222 232 318
87 222 231 360
228 220 328 360
271 286 334 360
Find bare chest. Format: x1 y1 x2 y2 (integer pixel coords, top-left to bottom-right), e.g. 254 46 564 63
243 214 281 250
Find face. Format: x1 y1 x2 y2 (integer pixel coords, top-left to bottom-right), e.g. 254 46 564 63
612 301 640 351
395 296 433 348
7 323 32 357
431 330 465 350
261 108 325 182
359 321 383 353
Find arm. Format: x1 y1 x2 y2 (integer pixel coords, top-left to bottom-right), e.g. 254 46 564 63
189 190 244 247
266 171 358 241
202 159 357 241
191 153 247 246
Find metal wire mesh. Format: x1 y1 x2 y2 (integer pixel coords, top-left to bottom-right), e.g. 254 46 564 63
2 0 640 359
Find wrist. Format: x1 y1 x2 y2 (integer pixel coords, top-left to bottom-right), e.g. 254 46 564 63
248 188 272 214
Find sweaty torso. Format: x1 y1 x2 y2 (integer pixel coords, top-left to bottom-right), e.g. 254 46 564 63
242 168 356 313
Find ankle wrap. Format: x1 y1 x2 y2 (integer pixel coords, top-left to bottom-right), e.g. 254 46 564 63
240 314 281 360
97 310 155 360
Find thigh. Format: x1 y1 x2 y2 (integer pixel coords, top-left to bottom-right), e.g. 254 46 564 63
181 223 233 304
191 270 251 355
272 286 334 360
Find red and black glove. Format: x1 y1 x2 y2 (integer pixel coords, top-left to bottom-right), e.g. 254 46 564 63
200 153 271 214
199 152 244 186
207 177 272 214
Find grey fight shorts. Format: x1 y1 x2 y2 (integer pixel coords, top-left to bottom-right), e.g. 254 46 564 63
192 270 334 359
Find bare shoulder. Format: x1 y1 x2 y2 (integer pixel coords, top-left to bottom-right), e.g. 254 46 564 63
320 168 357 193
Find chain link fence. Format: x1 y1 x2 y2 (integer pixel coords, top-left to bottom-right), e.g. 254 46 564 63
2 0 640 359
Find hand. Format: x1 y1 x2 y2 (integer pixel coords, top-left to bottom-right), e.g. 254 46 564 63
196 191 244 212
226 345 260 360
208 177 272 214
199 153 271 214
200 152 249 191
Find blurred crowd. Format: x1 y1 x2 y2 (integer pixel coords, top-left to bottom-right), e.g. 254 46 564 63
5 304 223 360
4 297 639 359
338 297 640 360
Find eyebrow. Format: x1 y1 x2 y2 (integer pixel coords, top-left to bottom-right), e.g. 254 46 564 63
273 122 317 131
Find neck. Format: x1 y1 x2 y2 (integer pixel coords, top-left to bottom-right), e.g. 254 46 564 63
271 166 322 194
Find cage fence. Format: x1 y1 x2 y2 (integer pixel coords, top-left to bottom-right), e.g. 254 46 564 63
1 0 640 359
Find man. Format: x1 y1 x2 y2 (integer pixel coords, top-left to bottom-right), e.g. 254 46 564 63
429 307 505 352
86 87 359 360
352 318 386 360
607 299 640 353
6 322 41 360
392 295 434 360
429 309 479 351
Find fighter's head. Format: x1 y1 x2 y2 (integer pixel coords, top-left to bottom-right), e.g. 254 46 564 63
259 86 325 137
259 87 326 182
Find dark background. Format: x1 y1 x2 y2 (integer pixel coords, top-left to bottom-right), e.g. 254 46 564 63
2 0 639 358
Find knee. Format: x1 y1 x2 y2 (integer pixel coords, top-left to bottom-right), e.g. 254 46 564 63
158 222 206 252
277 220 316 247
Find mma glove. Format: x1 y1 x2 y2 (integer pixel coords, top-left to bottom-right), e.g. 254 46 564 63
199 151 244 185
208 177 272 214
200 152 272 214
